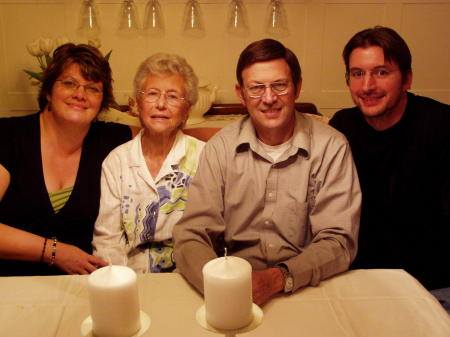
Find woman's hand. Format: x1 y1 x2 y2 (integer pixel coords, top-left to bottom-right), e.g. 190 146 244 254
52 242 108 275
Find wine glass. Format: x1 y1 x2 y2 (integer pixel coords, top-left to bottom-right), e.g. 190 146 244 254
226 0 249 36
265 0 289 37
143 0 164 36
78 0 100 38
182 0 205 37
118 0 140 37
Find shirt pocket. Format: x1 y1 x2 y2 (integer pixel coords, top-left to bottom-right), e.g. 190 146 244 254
278 200 311 248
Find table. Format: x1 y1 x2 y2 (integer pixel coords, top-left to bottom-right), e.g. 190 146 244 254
0 269 448 337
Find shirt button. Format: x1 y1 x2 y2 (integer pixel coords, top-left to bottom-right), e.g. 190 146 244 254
268 243 274 248
268 192 273 198
265 220 270 226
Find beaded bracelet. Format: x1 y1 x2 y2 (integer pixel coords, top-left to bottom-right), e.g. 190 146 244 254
49 236 57 267
40 238 48 263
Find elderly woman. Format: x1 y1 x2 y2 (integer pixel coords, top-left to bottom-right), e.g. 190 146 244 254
92 53 204 273
0 44 133 275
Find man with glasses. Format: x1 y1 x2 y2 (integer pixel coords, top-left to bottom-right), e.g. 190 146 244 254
330 26 450 310
174 39 361 305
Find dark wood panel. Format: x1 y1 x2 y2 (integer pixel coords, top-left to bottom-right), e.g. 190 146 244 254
204 103 319 116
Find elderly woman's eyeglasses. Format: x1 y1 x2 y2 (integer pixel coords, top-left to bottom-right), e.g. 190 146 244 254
138 89 186 106
245 81 289 99
56 79 103 96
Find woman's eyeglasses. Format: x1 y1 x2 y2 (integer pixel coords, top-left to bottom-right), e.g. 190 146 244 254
56 79 103 96
138 89 186 106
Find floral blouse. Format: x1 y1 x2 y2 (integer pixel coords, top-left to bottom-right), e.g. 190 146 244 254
93 130 204 272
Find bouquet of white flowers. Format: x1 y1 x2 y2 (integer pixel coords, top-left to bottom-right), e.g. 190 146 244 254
24 37 111 86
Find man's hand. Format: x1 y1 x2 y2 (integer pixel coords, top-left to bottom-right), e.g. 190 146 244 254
53 242 109 275
252 268 284 306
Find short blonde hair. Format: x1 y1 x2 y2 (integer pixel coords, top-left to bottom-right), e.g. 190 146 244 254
133 53 198 105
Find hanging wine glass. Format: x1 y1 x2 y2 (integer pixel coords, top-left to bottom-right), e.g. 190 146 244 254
118 0 140 37
265 0 289 37
78 0 100 38
226 0 249 36
143 0 164 36
182 0 205 37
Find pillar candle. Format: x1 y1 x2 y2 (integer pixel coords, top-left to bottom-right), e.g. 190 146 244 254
202 256 253 330
87 265 141 337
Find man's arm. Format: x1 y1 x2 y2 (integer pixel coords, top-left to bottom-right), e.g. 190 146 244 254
283 137 361 291
173 140 227 293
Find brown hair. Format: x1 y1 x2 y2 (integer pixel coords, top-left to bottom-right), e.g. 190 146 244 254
236 39 302 91
38 43 114 112
343 26 412 83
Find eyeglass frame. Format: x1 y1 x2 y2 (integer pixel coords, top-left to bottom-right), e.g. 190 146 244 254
244 81 290 99
55 78 103 97
137 89 187 106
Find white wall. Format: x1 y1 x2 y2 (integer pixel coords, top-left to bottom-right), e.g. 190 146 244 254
0 0 449 117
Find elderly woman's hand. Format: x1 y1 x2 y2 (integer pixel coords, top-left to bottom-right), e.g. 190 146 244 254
53 242 109 275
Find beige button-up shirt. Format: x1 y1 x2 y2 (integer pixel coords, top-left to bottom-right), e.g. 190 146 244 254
173 112 361 293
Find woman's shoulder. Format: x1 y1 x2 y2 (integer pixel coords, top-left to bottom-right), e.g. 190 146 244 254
0 113 41 171
182 133 206 156
87 121 132 150
0 113 40 144
91 120 132 137
0 112 39 128
104 133 140 162
183 133 205 146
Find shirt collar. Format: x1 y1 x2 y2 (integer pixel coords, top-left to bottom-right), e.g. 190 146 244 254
235 111 311 158
129 129 187 169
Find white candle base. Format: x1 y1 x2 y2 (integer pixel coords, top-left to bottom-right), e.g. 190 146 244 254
196 303 263 337
81 311 151 337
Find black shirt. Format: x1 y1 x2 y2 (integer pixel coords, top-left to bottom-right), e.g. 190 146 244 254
330 93 450 290
0 112 132 276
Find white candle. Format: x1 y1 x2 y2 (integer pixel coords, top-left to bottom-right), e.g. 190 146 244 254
87 265 141 337
202 256 253 330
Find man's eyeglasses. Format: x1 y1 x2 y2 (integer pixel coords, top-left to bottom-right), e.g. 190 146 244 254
245 81 289 99
56 79 103 96
347 68 396 82
138 90 186 107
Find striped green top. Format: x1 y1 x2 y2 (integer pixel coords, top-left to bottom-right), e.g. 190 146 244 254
48 186 73 213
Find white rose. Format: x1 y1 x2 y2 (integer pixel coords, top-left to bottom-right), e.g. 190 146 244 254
30 78 42 86
26 40 44 57
39 37 54 55
55 36 70 48
88 38 101 49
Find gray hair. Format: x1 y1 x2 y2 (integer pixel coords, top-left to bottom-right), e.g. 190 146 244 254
133 53 199 105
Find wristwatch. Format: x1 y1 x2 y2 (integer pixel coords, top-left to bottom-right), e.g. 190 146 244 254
277 265 294 293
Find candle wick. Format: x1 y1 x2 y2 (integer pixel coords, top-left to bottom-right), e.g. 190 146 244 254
224 247 228 259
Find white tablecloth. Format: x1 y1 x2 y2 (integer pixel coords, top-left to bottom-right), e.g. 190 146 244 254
0 269 448 337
